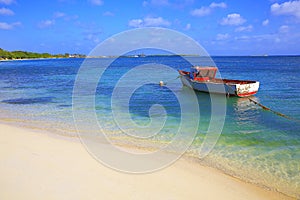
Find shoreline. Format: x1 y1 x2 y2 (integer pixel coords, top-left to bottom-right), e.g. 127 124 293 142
0 57 77 62
0 122 294 200
1 55 300 62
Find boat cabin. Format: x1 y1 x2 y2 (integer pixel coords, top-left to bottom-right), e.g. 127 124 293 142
189 66 217 82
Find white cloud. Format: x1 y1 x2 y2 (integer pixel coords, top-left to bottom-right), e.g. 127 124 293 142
279 25 289 33
220 13 246 26
144 17 170 26
234 34 278 42
262 19 269 26
0 7 14 15
53 12 66 18
233 26 297 44
271 0 300 19
86 33 100 43
142 1 148 6
128 17 171 28
128 19 143 28
190 7 211 16
0 0 14 5
235 25 253 32
52 12 78 21
143 0 194 8
234 35 250 41
103 11 114 16
0 21 20 30
209 2 227 8
191 2 226 17
38 20 55 28
81 25 102 44
185 23 191 30
88 0 103 6
147 0 170 6
216 33 229 40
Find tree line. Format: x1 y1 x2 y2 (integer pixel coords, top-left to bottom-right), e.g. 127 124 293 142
0 48 85 60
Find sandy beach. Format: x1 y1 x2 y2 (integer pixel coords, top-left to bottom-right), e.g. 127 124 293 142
0 123 292 200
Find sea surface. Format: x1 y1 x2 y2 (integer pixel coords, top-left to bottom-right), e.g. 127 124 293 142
0 56 299 198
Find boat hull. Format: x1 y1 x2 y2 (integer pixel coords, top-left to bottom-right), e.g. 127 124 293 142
179 74 259 97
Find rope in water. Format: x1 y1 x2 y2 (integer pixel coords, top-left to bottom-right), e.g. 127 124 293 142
247 97 300 122
225 83 300 122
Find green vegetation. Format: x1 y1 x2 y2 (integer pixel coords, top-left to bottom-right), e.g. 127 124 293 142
0 48 85 60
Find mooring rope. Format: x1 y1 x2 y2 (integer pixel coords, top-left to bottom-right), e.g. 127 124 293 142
225 83 299 122
247 97 300 122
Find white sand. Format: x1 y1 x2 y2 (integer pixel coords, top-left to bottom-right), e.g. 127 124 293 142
0 123 292 200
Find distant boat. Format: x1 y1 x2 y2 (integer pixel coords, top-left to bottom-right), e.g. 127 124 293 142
131 54 146 58
137 54 146 57
178 67 259 97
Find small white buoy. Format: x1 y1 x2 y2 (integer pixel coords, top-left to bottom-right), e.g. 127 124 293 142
159 81 164 86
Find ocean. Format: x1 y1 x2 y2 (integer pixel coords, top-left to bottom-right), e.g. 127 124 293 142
0 56 299 198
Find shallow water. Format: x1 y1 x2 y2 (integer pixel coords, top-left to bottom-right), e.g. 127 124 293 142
0 56 299 198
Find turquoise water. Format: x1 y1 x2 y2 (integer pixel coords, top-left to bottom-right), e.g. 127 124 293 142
0 56 299 198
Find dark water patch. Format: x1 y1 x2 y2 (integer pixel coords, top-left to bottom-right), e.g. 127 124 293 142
2 97 54 104
57 104 72 108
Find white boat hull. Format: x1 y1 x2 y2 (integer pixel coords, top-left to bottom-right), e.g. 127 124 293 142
180 75 259 97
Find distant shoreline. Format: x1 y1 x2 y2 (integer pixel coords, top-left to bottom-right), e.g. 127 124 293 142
1 54 300 62
0 57 72 62
0 56 86 62
0 48 85 61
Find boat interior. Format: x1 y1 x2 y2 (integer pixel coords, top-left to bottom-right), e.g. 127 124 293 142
179 67 257 84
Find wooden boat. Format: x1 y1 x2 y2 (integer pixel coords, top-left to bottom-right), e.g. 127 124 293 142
178 67 259 97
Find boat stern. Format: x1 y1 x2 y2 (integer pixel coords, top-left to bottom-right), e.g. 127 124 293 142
235 81 260 97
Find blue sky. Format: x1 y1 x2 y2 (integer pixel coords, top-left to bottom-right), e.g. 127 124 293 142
0 0 300 55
